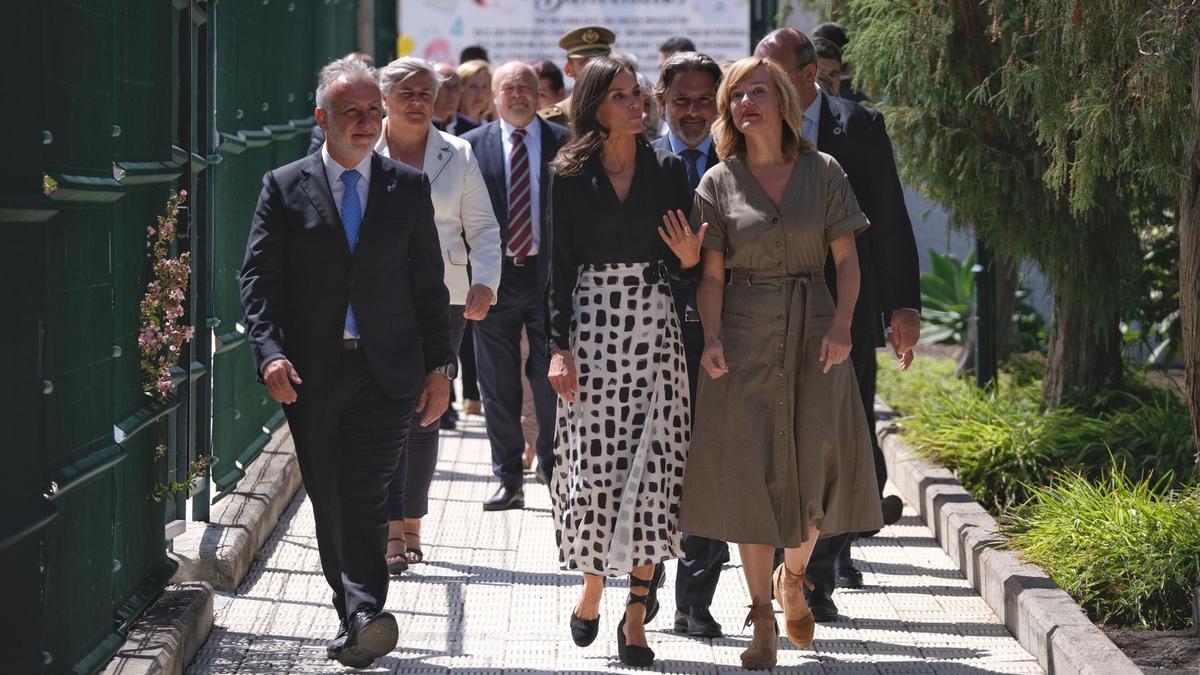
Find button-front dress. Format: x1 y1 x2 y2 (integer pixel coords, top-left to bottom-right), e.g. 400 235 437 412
679 151 884 547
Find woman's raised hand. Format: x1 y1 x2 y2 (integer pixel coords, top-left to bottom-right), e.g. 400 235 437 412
548 350 579 402
699 337 729 379
659 209 707 269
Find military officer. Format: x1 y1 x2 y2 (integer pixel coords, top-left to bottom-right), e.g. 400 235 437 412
536 25 616 127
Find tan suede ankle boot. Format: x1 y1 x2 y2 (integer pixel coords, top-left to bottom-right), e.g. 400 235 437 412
739 602 778 669
773 563 815 648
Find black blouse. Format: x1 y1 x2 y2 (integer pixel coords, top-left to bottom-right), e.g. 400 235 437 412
548 143 693 351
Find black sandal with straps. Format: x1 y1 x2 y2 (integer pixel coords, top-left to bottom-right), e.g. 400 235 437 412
617 574 656 667
386 537 408 575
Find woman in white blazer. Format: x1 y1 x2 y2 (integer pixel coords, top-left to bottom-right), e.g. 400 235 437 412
375 57 503 573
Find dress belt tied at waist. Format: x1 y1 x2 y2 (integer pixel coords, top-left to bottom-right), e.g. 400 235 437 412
727 268 825 286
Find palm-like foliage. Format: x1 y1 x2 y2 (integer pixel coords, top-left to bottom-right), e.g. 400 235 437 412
919 250 975 345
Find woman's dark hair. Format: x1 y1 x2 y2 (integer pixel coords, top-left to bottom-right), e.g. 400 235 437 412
550 56 642 177
532 59 564 92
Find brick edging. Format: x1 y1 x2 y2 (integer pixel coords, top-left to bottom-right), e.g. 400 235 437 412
169 427 303 592
876 406 1142 675
100 582 213 675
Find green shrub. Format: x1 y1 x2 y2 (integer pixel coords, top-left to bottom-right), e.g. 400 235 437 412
919 250 975 345
877 355 1196 511
1006 470 1200 630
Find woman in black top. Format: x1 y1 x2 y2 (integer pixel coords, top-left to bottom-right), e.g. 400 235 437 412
546 56 704 667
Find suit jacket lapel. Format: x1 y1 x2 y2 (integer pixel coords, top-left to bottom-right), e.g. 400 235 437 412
423 126 454 185
480 122 507 230
817 93 843 157
706 141 720 169
537 118 561 242
354 152 390 260
299 152 342 231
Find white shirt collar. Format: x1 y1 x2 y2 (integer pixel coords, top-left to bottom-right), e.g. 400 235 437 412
666 131 713 158
321 143 373 187
500 116 540 144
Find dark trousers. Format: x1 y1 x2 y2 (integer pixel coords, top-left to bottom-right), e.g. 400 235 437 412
387 307 467 521
474 260 556 488
283 349 416 621
808 345 886 596
673 313 731 614
459 322 481 401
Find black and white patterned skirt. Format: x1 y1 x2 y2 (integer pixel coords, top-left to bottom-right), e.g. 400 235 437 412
551 262 690 576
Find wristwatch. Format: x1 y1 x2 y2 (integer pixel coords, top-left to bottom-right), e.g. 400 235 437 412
432 361 458 380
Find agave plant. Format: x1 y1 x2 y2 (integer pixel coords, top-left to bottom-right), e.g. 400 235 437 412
919 249 975 344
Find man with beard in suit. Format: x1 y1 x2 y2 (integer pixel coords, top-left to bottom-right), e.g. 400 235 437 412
650 50 727 639
756 27 921 622
240 56 454 668
462 61 570 509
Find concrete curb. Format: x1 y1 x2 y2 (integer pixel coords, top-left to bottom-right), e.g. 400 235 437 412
101 582 213 675
877 406 1143 675
170 427 302 592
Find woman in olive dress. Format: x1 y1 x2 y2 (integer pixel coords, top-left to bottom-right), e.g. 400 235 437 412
678 57 883 669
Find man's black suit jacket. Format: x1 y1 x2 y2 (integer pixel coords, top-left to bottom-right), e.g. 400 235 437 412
817 93 921 348
460 118 570 288
649 134 720 319
240 151 453 400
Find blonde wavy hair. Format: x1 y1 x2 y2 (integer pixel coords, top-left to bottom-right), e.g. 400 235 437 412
713 57 814 162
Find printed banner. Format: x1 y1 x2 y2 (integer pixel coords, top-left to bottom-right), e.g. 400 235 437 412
397 0 751 75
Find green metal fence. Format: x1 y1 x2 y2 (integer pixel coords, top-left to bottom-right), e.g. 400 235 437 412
0 1 356 672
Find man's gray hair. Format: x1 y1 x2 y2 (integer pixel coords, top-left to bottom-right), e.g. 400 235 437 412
315 56 379 111
379 57 443 97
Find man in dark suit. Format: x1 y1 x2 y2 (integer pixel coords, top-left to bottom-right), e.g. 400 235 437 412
240 56 455 668
756 28 922 622
650 51 727 640
462 61 570 510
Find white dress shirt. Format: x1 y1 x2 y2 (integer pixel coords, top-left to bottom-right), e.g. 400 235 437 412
500 117 542 256
666 131 715 176
321 145 373 338
803 89 823 150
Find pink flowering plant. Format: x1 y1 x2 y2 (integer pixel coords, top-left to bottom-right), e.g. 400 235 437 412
139 191 195 400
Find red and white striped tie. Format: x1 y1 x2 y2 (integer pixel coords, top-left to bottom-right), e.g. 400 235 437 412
507 127 533 261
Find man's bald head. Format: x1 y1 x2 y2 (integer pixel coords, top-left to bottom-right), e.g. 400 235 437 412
492 60 539 127
754 27 818 105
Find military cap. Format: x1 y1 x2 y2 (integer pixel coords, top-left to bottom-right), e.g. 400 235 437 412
559 25 615 58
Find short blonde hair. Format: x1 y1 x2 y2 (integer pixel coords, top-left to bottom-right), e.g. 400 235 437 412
456 59 492 83
713 57 814 162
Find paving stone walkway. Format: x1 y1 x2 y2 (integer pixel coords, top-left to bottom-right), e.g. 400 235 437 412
188 413 1043 674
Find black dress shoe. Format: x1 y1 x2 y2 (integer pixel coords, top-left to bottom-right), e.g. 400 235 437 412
673 607 723 638
338 607 398 668
325 624 348 660
836 565 864 589
482 484 524 511
881 494 904 525
807 590 839 623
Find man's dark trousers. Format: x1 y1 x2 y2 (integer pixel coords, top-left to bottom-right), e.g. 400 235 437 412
474 258 557 488
284 349 416 621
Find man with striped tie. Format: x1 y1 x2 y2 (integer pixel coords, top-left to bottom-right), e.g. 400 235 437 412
462 61 570 510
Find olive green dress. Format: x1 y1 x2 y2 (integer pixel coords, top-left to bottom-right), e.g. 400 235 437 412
678 151 884 547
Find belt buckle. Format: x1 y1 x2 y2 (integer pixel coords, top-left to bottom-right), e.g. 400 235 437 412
511 256 526 268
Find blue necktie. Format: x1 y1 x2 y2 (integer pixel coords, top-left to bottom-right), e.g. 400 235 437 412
340 169 362 338
681 148 703 192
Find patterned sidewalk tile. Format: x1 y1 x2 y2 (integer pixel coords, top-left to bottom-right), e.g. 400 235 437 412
188 414 1042 674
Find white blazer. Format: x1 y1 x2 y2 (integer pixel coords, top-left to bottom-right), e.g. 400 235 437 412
375 124 502 305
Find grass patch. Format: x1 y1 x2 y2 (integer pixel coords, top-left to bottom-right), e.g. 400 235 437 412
1006 471 1200 630
877 351 1199 629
